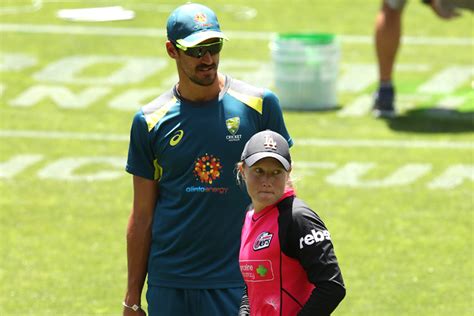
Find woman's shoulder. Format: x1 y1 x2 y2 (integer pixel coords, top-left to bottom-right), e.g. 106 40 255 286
288 197 326 228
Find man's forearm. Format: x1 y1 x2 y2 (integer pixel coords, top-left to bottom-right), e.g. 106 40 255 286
124 214 152 304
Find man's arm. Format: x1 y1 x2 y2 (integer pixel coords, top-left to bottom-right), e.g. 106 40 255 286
123 175 158 316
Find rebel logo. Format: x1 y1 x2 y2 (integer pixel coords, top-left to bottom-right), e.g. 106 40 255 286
299 229 331 249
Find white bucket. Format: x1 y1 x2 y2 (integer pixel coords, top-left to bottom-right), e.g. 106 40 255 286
271 33 340 110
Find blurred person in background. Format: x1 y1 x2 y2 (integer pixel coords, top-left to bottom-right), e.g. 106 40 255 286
372 0 473 118
122 3 292 316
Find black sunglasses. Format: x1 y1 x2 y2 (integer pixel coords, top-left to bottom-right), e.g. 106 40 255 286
174 39 223 58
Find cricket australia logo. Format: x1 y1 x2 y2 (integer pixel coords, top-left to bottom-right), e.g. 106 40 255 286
225 117 242 142
253 232 273 251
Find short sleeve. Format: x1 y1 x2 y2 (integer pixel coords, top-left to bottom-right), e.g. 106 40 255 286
125 111 157 180
283 200 344 287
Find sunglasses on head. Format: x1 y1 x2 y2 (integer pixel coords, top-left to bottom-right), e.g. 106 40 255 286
174 39 224 58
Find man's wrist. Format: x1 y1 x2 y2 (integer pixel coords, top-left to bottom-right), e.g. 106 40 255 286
122 301 142 312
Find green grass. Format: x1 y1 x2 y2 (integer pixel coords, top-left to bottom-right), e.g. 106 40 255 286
0 0 473 315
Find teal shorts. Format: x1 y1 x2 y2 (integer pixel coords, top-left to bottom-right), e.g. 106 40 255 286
146 286 244 316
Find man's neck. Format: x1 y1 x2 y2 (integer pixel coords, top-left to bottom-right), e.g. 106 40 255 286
177 73 226 102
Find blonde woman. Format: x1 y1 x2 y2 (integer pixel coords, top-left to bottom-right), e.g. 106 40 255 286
237 130 345 316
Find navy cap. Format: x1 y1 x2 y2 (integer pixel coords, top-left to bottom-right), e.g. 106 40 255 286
166 3 228 47
241 130 292 171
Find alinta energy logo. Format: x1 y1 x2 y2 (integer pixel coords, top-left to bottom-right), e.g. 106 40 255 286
193 154 222 184
186 154 229 194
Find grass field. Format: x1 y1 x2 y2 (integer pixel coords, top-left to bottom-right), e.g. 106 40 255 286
0 0 473 315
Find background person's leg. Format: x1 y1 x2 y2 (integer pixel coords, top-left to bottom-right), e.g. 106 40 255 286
373 0 406 118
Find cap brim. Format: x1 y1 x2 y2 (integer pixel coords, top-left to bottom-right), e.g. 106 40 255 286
244 152 291 171
176 30 228 47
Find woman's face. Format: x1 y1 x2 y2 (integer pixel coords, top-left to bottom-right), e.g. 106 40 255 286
242 157 290 213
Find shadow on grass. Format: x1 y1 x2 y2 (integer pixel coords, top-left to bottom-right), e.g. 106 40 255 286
385 108 474 134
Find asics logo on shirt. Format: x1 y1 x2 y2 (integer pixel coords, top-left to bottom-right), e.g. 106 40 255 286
170 130 184 146
299 229 331 249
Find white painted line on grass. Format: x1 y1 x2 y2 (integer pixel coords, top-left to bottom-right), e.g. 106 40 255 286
0 130 129 142
297 138 473 149
436 96 469 109
0 1 42 15
417 66 474 94
0 23 166 37
1 130 472 149
1 23 473 46
337 95 373 117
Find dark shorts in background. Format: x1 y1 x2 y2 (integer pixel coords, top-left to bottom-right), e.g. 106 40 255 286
146 286 244 316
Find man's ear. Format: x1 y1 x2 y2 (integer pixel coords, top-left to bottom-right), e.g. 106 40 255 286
166 41 179 59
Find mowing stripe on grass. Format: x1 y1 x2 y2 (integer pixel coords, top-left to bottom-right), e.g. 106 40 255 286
0 129 129 142
1 129 472 149
297 139 473 149
0 23 472 46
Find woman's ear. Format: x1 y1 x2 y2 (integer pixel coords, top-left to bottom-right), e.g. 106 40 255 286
239 163 246 180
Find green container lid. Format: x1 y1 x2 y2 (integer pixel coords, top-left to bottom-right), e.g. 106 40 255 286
276 33 335 44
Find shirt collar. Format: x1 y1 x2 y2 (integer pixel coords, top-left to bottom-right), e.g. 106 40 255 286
252 187 295 220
